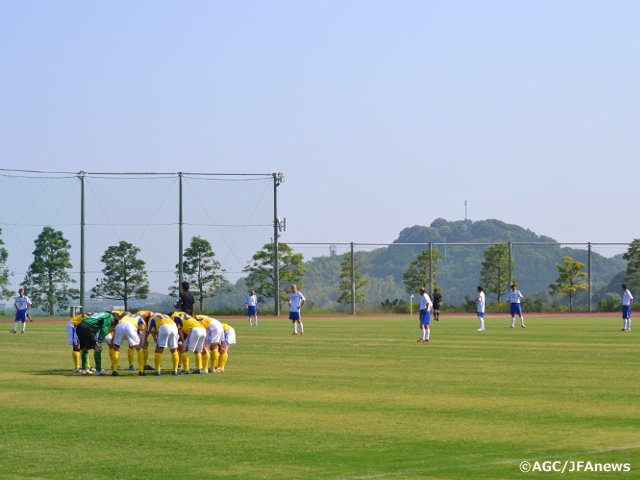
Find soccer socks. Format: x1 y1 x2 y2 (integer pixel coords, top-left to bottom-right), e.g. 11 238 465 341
94 351 103 371
81 351 89 370
110 349 120 371
171 351 180 372
72 350 81 370
180 352 190 371
479 318 485 330
154 352 163 372
194 352 203 370
425 327 430 341
202 350 210 372
137 349 145 371
218 353 228 371
211 349 220 370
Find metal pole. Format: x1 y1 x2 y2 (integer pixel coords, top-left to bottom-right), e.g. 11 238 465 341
429 242 433 295
508 241 513 286
78 171 85 314
350 242 356 316
273 173 280 316
588 242 592 313
178 172 184 291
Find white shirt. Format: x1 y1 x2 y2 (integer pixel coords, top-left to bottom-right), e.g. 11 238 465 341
246 294 257 307
507 289 523 304
15 295 31 311
476 291 485 313
419 293 432 311
622 289 633 306
288 291 306 312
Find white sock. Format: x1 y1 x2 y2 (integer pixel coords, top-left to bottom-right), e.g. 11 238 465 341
521 317 525 326
479 318 485 330
425 328 430 340
511 317 515 327
13 322 19 332
299 323 304 333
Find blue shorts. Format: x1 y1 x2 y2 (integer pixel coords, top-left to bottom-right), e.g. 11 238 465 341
289 310 301 321
477 311 485 319
247 305 257 316
510 303 522 316
419 309 431 326
15 310 27 322
622 305 632 319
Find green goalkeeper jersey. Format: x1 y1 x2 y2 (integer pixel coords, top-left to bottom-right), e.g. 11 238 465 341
82 312 114 342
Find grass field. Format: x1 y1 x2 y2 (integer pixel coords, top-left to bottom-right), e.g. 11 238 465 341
0 314 638 480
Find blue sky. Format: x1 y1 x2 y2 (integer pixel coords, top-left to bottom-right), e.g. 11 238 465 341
1 0 639 292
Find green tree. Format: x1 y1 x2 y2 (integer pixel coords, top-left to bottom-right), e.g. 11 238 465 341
403 247 442 294
480 243 511 303
337 251 368 305
22 226 78 314
549 256 587 312
171 236 228 312
243 242 306 312
0 229 12 300
91 241 149 312
622 239 640 290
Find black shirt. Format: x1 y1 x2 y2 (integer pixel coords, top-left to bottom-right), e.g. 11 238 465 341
179 290 196 315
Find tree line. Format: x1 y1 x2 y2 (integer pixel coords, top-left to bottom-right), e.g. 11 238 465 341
1 225 639 314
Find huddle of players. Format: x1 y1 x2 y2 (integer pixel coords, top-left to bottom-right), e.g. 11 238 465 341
67 309 236 376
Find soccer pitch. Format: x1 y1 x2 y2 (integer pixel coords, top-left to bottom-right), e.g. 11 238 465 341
0 315 638 479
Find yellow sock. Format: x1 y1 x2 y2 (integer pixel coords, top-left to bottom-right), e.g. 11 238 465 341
144 349 150 367
154 352 162 372
72 351 81 369
181 352 190 371
218 353 228 371
111 349 120 371
212 350 220 369
171 351 179 372
128 347 135 367
195 352 202 370
202 350 210 372
137 349 145 371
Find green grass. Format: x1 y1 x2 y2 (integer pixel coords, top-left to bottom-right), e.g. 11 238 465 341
0 314 638 479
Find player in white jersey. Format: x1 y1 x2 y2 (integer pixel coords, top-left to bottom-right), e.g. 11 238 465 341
12 288 32 334
246 289 258 326
507 284 525 328
476 286 486 332
417 287 432 342
621 283 633 332
288 284 306 335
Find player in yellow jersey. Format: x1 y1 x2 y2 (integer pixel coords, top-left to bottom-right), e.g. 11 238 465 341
147 312 180 375
195 314 216 373
171 311 207 374
67 312 91 373
135 310 155 371
205 319 236 373
109 311 151 376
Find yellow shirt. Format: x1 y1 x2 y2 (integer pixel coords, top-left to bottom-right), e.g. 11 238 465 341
147 313 174 334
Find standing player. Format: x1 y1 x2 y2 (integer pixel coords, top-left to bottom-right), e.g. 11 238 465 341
288 284 306 335
147 312 180 375
432 287 443 322
176 281 196 316
621 283 633 332
246 289 258 326
417 287 432 343
507 284 525 328
476 286 486 332
11 288 32 334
